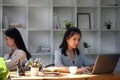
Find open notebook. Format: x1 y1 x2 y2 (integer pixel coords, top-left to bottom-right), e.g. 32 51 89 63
89 54 120 74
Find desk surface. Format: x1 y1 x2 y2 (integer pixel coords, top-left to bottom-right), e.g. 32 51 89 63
10 71 120 80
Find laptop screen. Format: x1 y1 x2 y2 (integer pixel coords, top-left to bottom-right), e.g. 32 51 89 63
92 54 120 74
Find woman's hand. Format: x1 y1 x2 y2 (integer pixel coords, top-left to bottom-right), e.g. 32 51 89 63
77 67 92 74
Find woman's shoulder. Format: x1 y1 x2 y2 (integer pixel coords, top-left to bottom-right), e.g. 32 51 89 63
55 48 61 52
15 49 25 53
54 49 62 55
14 49 26 55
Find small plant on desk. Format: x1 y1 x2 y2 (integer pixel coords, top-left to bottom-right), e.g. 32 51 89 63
25 58 44 68
25 58 44 76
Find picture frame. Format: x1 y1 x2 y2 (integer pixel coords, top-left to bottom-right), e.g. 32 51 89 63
77 13 91 29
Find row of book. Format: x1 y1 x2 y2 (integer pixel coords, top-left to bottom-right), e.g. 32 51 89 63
2 16 24 29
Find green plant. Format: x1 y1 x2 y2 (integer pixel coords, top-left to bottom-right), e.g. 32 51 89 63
0 57 9 80
61 20 74 36
83 42 90 48
25 58 44 68
104 20 112 26
63 20 74 29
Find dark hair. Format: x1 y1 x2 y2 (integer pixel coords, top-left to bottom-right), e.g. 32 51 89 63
59 27 81 56
4 28 31 60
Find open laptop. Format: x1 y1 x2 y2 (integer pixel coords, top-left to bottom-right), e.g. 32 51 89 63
89 54 120 74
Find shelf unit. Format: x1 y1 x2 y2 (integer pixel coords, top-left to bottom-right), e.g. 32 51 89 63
100 0 120 53
0 0 120 65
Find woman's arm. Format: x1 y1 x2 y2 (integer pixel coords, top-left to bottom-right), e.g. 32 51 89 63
48 66 92 74
54 49 64 67
77 67 92 74
6 50 27 71
81 54 94 67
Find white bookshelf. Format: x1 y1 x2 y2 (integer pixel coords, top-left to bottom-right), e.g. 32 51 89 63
77 0 100 54
100 0 120 53
0 0 120 65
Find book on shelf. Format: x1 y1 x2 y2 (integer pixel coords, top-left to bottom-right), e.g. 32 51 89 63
36 45 50 53
53 13 61 29
2 16 9 29
9 23 24 28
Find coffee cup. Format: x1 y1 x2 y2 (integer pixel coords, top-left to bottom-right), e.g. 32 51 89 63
69 66 77 74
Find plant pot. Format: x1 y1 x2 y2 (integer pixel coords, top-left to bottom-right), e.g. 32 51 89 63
66 24 71 29
84 48 88 54
31 67 39 76
106 25 111 29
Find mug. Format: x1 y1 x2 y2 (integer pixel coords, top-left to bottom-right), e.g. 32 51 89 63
69 66 77 74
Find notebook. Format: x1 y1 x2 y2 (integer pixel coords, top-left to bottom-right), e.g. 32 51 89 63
89 54 120 74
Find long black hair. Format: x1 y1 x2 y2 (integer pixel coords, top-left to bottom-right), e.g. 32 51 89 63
59 27 81 56
4 28 31 60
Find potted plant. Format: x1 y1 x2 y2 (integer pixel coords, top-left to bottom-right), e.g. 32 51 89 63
63 20 74 29
0 57 9 80
104 20 112 29
83 41 90 54
61 20 74 36
25 58 43 76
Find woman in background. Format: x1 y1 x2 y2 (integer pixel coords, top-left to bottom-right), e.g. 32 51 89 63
54 27 94 73
4 28 31 70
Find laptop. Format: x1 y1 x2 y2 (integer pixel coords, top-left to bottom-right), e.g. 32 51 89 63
89 54 120 74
